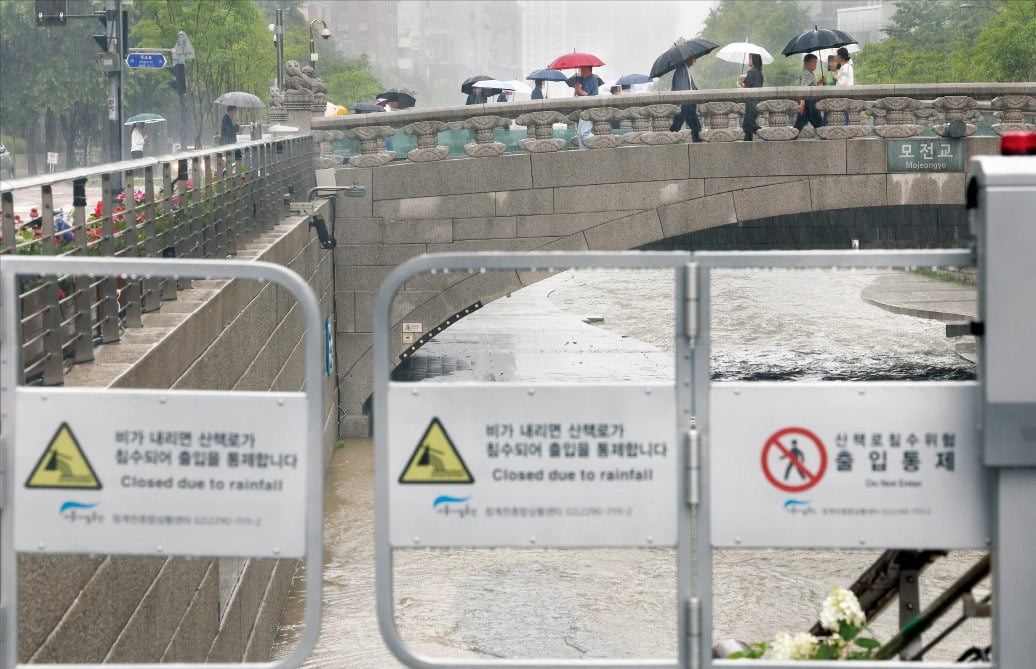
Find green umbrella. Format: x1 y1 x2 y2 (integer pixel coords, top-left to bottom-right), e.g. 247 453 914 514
125 113 166 125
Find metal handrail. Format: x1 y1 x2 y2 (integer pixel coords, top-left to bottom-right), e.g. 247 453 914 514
1 134 315 386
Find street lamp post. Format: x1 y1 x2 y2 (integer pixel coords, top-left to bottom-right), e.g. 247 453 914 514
270 9 284 90
309 18 331 74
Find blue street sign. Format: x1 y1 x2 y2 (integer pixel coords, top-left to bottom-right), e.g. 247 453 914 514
126 53 167 69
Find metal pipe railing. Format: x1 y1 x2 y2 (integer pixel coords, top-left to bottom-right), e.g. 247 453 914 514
1 134 314 386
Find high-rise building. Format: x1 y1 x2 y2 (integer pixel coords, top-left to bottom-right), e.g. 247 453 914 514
797 0 898 45
306 0 399 69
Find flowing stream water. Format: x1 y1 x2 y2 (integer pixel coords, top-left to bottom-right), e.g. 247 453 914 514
274 268 987 666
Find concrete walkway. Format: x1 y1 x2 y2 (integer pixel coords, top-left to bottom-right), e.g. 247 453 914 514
861 271 977 361
861 272 977 323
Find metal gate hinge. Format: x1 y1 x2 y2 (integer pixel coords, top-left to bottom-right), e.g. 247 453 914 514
685 262 698 344
686 428 700 507
687 596 702 669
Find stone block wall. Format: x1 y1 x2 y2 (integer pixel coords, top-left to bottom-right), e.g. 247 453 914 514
17 211 335 663
330 137 1001 436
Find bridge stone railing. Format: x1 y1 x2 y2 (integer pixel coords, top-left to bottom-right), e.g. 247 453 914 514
312 84 1036 167
0 135 313 385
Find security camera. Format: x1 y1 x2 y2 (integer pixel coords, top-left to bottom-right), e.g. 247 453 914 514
321 27 331 39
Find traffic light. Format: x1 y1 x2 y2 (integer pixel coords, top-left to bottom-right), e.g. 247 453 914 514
169 63 187 96
34 0 67 26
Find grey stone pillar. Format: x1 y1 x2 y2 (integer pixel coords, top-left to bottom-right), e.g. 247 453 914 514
516 111 566 152
990 95 1036 135
756 100 799 141
403 120 449 162
932 96 979 137
313 129 345 169
871 97 925 138
815 98 872 139
699 101 742 142
463 115 509 157
580 107 624 149
347 126 396 167
635 104 684 144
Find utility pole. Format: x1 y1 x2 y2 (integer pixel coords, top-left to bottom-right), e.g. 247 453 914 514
171 31 195 151
275 9 285 90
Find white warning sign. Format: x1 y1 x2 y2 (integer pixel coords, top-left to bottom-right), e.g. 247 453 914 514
387 382 677 548
709 382 991 549
14 386 308 558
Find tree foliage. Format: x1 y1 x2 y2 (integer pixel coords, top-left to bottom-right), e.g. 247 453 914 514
0 0 107 173
857 0 1034 84
131 0 275 146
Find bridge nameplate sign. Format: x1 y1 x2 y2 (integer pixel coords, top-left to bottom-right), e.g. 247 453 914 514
13 387 308 558
887 138 965 173
387 382 677 548
710 381 991 549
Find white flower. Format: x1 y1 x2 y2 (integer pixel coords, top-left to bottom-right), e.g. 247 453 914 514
771 630 819 660
820 586 866 632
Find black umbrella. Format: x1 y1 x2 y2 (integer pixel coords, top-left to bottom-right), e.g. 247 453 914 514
566 74 606 88
349 102 386 114
782 26 857 57
649 38 719 79
461 75 494 94
376 89 416 109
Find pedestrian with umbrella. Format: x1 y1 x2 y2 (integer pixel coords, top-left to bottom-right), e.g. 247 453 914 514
782 27 857 130
462 75 495 105
547 52 605 149
741 53 764 141
220 106 240 146
130 123 148 159
526 69 566 99
377 89 416 109
650 38 719 143
792 54 825 133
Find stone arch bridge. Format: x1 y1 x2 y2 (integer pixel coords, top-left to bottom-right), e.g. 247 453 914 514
310 84 1035 435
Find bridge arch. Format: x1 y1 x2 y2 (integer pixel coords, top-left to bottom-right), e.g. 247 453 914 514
332 137 997 436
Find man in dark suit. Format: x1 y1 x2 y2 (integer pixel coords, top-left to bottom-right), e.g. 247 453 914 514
670 55 701 142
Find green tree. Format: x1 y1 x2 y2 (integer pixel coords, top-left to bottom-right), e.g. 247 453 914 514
0 0 107 174
322 55 384 107
131 0 276 147
671 0 813 90
855 0 1033 84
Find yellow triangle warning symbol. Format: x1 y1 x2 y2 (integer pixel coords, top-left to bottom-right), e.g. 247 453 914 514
25 423 102 490
399 418 474 484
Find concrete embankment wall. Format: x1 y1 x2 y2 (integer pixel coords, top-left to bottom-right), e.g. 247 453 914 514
18 211 335 663
329 137 1001 436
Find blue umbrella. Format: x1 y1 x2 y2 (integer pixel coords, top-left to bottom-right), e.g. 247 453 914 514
526 69 567 82
615 73 652 86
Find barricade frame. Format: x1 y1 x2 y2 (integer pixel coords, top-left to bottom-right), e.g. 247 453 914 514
373 251 697 668
0 256 325 669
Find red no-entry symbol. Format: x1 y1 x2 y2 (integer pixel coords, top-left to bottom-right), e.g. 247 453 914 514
761 427 827 493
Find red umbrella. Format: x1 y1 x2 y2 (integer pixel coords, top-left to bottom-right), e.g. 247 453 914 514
547 51 605 69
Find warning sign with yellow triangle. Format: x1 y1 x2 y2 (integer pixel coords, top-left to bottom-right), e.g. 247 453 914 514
25 423 102 490
399 418 474 484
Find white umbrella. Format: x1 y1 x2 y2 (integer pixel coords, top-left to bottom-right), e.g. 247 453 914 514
715 41 775 68
475 79 532 95
810 42 861 62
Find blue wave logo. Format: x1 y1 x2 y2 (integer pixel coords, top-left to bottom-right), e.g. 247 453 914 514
433 495 471 508
60 501 98 513
783 499 811 508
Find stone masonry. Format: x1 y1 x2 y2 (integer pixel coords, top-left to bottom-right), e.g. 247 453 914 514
330 137 1002 437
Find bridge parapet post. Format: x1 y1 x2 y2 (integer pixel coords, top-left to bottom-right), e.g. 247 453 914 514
580 107 624 149
698 101 744 142
347 126 396 167
403 120 450 162
756 99 800 141
515 111 567 152
928 96 978 137
990 95 1036 135
462 115 509 157
872 97 926 138
815 98 872 139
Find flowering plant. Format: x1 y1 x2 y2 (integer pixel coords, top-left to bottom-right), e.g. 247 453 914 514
731 587 882 661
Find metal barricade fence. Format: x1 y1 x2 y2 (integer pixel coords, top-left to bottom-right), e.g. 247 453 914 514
0 256 324 669
0 135 313 387
372 249 1009 669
